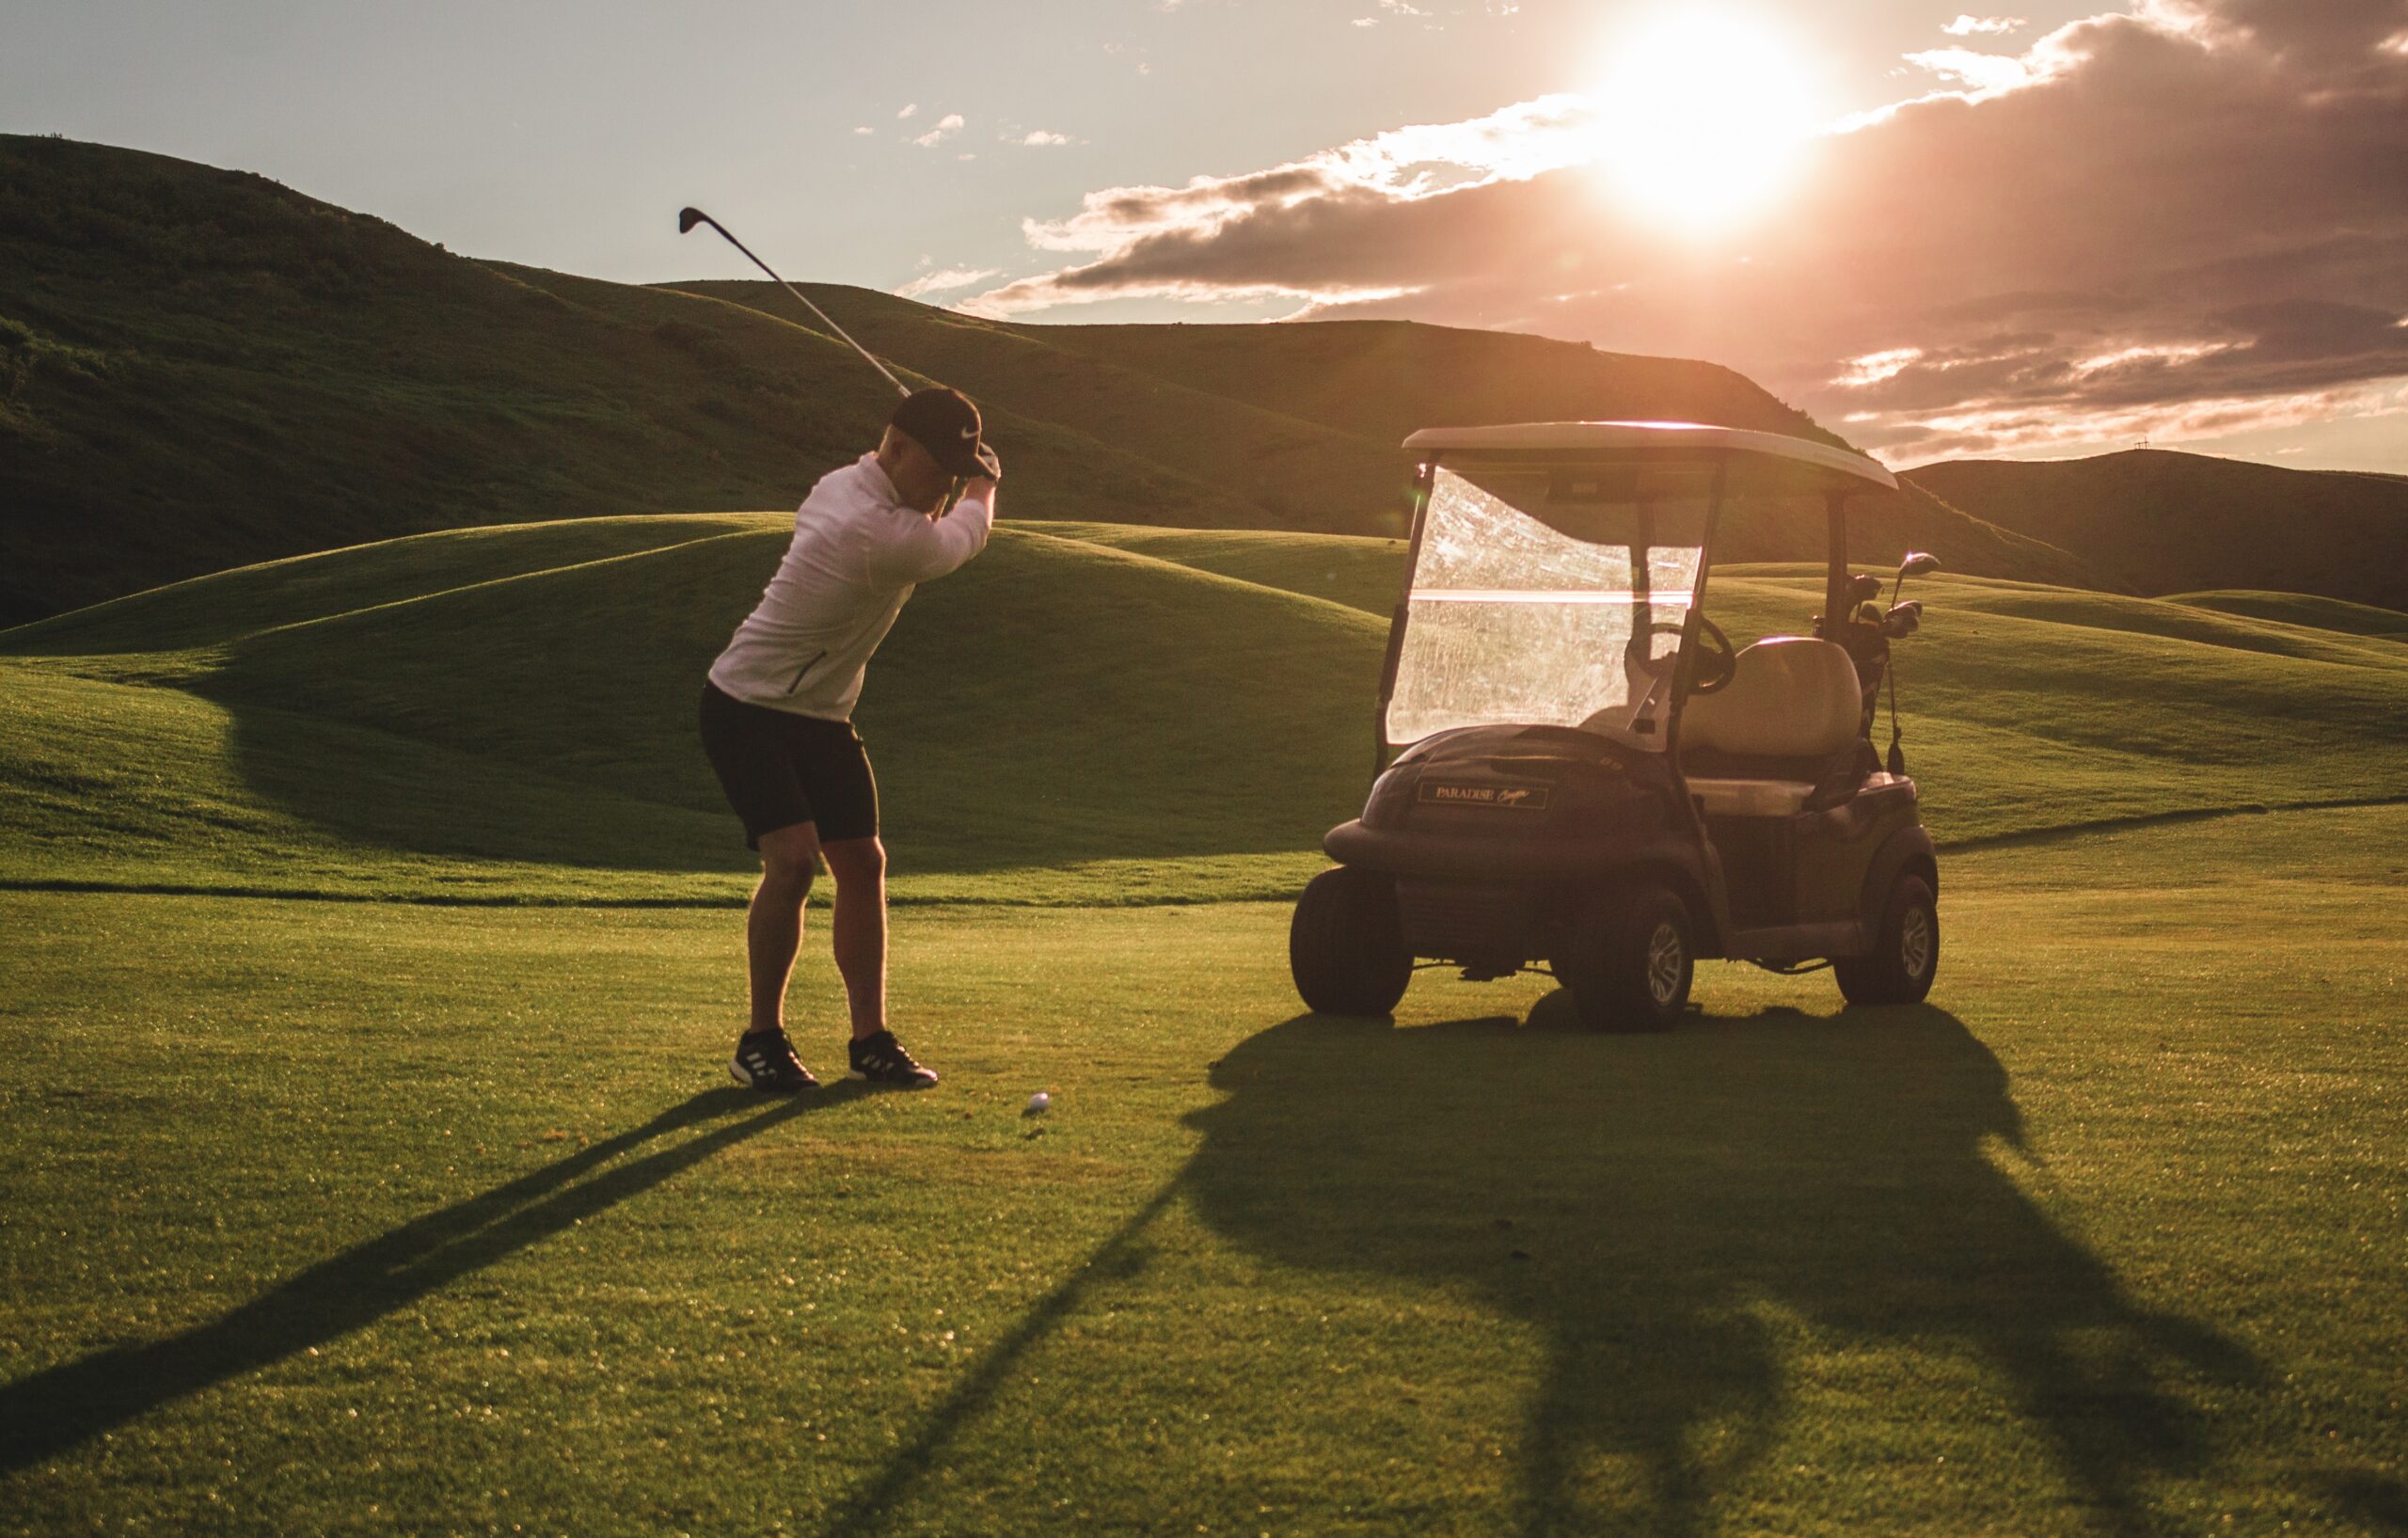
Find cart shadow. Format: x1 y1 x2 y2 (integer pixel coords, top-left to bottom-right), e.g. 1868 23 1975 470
1181 1001 2262 1537
0 1084 842 1475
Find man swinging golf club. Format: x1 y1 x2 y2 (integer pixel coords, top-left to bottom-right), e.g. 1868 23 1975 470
699 386 999 1091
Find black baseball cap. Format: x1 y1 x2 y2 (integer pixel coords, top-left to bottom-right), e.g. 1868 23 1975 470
890 387 1001 480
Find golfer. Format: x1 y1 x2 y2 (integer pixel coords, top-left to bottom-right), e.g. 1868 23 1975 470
700 387 999 1091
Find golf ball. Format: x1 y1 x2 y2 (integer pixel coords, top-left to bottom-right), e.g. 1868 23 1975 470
1027 1091 1051 1113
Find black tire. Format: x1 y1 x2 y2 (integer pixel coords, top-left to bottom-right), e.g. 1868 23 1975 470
1836 875 1939 1007
1557 886 1693 1033
1290 866 1413 1017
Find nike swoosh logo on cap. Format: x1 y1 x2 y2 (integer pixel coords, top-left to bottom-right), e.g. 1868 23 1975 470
959 425 977 439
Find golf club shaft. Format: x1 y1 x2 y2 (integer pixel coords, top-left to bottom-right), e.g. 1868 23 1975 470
681 209 910 399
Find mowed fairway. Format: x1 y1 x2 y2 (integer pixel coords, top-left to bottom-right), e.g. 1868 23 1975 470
3 807 2402 1536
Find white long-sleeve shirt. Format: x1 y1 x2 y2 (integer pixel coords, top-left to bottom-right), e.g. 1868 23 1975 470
708 453 993 720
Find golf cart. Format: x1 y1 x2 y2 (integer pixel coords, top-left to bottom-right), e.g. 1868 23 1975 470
1290 420 1941 1030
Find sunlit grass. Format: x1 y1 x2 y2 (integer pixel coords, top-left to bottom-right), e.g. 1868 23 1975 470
1 808 2401 1534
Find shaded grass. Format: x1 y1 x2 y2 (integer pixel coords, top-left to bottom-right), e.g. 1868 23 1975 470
1 807 2402 1534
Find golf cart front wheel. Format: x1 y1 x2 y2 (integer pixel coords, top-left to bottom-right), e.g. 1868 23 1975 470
1290 866 1413 1017
1836 875 1939 1007
1559 887 1693 1033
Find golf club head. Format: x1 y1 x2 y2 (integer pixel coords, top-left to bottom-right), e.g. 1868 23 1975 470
1847 573 1885 605
1899 550 1942 579
677 207 709 235
1882 602 1923 638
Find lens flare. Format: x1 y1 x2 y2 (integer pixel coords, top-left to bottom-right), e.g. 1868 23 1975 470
1589 8 1824 235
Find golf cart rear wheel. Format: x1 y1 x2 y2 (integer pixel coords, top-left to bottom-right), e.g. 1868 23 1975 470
1559 887 1693 1033
1291 866 1413 1017
1836 875 1939 1007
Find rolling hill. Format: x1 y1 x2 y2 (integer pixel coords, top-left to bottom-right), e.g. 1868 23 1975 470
689 283 2100 590
0 135 1295 627
1903 451 2408 610
2171 591 2408 641
4 515 2402 906
2 133 2098 626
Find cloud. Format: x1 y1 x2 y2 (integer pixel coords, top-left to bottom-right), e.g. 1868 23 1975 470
897 103 919 120
895 266 1006 300
1900 44 2038 94
1014 130 1074 147
997 91 1596 266
966 0 2408 461
1942 14 2026 35
911 112 965 149
852 126 875 136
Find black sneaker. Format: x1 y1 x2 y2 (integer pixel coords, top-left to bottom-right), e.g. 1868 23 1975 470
730 1028 818 1092
848 1030 939 1088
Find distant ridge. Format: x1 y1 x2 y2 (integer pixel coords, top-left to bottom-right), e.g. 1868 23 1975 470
689 284 2100 589
1903 450 2408 611
3 133 2095 623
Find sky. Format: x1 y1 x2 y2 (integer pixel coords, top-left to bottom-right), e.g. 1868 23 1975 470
6 0 2405 470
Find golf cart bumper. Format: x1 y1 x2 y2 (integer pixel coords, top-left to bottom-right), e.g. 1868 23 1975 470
1323 819 1693 884
1325 818 1712 970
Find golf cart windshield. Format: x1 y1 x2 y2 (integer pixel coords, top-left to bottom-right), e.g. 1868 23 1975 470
1385 462 1711 749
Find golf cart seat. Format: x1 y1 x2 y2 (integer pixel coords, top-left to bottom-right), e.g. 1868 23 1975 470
1681 637 1863 817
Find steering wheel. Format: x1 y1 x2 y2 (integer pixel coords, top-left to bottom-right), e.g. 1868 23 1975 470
1647 616 1737 695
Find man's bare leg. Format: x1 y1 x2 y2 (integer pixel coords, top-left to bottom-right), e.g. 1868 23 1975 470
822 836 888 1040
823 835 932 1086
748 822 821 1033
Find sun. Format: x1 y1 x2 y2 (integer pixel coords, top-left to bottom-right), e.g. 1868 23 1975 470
1588 8 1825 235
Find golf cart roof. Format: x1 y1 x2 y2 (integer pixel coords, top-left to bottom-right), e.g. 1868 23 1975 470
1402 420 1898 495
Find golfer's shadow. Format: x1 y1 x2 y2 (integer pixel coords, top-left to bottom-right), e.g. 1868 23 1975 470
0 1084 840 1475
1183 1001 2259 1538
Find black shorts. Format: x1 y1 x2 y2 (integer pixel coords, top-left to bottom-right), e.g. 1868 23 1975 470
697 682 879 848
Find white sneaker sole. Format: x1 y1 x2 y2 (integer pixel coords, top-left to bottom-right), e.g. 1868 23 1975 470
730 1058 816 1091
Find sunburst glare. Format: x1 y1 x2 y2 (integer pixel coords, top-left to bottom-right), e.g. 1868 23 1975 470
1589 8 1827 235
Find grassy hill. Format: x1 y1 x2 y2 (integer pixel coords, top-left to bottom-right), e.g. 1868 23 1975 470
663 278 1414 538
2172 590 2408 642
0 136 1328 626
0 517 1389 903
2 134 2099 626
694 283 2101 591
1903 451 2408 610
4 515 2403 905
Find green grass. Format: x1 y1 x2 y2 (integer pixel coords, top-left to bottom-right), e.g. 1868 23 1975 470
6 520 2405 904
2 806 2402 1534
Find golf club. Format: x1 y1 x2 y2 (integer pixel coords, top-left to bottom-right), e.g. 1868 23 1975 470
678 206 910 400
